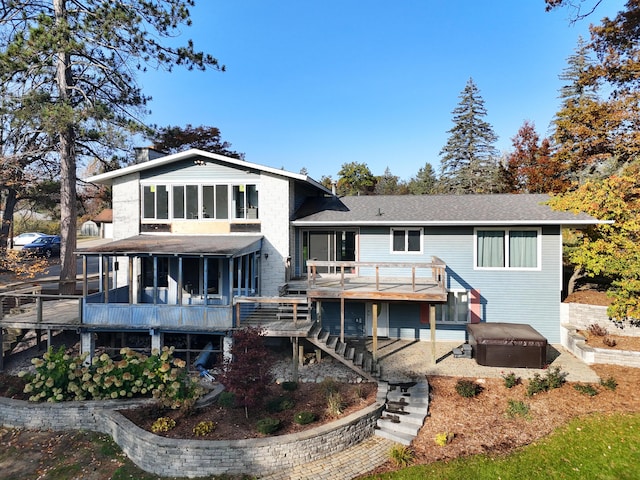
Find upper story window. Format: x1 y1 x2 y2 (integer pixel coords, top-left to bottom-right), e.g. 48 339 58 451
475 228 540 270
142 183 257 221
391 228 422 254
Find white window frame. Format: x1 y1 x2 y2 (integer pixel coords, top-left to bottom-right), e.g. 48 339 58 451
473 227 542 271
390 228 423 254
436 289 470 324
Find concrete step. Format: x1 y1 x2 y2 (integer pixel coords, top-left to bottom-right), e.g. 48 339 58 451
375 427 414 446
381 409 426 427
376 416 421 436
386 392 429 406
385 401 428 415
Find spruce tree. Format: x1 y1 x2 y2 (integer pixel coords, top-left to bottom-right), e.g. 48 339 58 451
439 78 503 194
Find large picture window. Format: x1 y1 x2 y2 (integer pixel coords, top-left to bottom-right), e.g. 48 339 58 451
475 228 540 269
391 228 422 253
141 183 256 221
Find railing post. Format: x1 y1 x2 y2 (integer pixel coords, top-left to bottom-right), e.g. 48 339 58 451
36 296 43 323
375 265 380 291
236 302 241 327
340 265 345 288
412 267 416 292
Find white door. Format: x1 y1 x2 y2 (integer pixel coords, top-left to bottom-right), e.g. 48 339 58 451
366 302 389 337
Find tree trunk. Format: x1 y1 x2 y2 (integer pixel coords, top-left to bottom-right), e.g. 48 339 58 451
1 188 17 249
567 265 584 296
54 0 77 295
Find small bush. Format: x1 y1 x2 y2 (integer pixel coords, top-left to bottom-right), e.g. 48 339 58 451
281 381 298 392
600 376 618 391
455 379 482 398
574 384 599 396
256 418 281 435
527 366 567 396
505 400 530 419
266 396 295 413
321 377 339 395
151 417 176 433
326 391 345 417
587 323 608 337
602 336 618 347
217 391 236 409
501 371 521 389
294 411 316 425
389 444 415 466
434 432 454 446
193 421 216 436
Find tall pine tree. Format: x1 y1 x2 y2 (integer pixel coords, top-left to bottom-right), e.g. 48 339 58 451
0 1 222 293
439 78 503 194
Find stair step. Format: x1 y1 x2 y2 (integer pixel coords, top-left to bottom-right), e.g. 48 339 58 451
309 324 322 338
375 428 414 446
386 392 429 406
318 330 330 343
336 341 347 356
376 417 421 436
385 402 428 415
326 335 338 349
354 352 364 366
382 409 426 427
345 347 355 361
363 356 372 372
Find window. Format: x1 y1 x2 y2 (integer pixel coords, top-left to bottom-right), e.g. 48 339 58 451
140 183 254 221
475 228 540 269
436 290 470 323
391 228 422 253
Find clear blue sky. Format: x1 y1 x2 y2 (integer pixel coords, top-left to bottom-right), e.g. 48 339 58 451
139 0 625 183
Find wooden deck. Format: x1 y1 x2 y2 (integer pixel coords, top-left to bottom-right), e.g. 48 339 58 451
303 276 447 301
0 298 81 329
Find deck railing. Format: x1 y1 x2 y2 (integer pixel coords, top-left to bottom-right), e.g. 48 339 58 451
305 256 447 293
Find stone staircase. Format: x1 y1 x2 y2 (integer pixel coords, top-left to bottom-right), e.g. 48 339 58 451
306 323 379 382
375 381 430 445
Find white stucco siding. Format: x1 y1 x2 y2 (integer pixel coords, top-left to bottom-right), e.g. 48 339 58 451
258 173 292 296
111 173 140 287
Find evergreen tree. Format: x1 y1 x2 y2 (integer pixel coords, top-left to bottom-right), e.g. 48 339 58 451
152 124 243 159
0 1 221 293
407 162 437 195
374 167 403 195
439 78 503 194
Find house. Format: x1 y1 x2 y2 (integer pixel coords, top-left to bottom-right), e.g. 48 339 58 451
92 209 113 239
79 149 602 375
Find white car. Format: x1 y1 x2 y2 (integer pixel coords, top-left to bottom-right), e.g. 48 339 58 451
12 232 46 246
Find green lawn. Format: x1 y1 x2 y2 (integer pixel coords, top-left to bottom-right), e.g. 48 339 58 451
363 413 640 480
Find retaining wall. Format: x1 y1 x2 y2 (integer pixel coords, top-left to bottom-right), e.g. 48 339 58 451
560 303 640 337
0 392 385 478
561 324 640 368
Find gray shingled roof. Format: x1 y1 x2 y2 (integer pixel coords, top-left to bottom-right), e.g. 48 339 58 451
77 235 263 256
292 194 602 226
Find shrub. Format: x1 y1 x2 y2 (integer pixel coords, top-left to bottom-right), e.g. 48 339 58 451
505 400 530 419
326 391 345 417
434 432 454 446
321 377 339 395
526 366 567 396
281 381 298 392
574 384 599 396
266 396 295 413
501 371 521 389
389 444 414 466
193 421 216 436
217 391 236 409
600 377 618 391
256 418 281 435
455 379 482 398
602 336 618 347
21 346 198 407
151 417 176 433
587 323 608 337
294 411 316 425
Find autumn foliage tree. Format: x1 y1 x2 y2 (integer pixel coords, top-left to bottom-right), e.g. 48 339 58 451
549 163 640 323
505 121 569 193
221 327 272 418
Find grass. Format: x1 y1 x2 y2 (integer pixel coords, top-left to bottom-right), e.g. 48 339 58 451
361 413 640 479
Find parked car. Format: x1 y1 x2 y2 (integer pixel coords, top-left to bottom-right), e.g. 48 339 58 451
22 235 61 258
12 232 46 246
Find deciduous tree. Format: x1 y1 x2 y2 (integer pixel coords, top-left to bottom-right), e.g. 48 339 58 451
0 1 222 293
336 162 376 196
549 163 640 322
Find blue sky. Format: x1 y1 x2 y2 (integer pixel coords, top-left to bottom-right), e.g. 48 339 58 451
139 0 625 183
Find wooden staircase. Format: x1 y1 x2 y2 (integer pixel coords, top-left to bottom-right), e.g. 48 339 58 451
306 323 379 382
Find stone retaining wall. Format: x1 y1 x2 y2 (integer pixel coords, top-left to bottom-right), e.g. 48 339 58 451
560 303 640 337
0 392 385 478
561 324 640 368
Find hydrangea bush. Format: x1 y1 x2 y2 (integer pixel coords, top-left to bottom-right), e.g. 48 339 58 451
20 346 199 407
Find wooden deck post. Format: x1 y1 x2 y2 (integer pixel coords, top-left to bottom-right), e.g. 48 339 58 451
372 302 378 362
236 302 241 328
340 297 345 343
430 304 436 364
292 337 299 382
293 303 298 326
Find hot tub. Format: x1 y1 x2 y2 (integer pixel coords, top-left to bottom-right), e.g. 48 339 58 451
467 323 547 369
